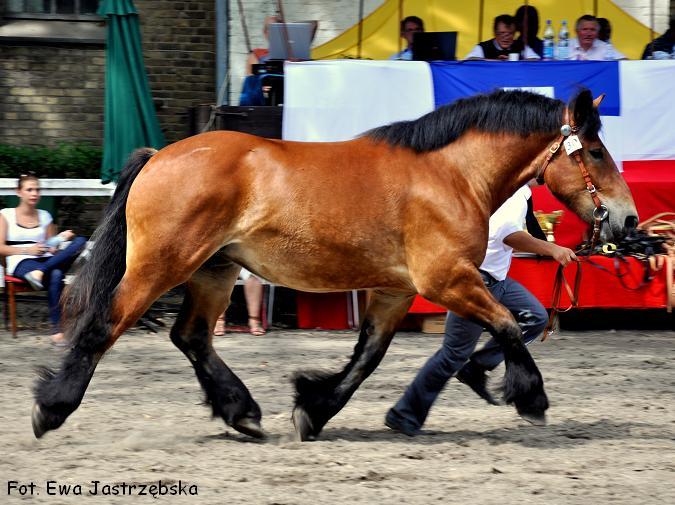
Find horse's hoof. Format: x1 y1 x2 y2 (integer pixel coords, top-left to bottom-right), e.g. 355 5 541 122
519 410 547 426
31 403 48 439
232 417 267 439
292 407 316 441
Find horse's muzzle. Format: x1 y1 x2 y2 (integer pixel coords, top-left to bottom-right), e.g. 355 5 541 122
624 215 639 231
604 212 639 242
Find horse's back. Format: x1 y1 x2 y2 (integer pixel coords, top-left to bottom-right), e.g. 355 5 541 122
124 132 427 291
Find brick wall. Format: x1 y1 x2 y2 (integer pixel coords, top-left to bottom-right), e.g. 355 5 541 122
137 0 216 143
0 0 216 148
0 45 105 146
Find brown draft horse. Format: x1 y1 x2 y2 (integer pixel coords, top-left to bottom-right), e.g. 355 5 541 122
32 89 637 441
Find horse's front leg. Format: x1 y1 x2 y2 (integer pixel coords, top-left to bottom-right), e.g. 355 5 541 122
169 258 265 439
417 263 549 424
292 289 415 441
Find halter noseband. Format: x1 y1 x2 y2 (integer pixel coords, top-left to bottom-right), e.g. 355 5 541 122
535 109 609 246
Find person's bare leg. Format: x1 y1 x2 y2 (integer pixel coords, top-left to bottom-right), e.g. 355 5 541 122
244 276 265 335
213 313 226 336
28 270 44 283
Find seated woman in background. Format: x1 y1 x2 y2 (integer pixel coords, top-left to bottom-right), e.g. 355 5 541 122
245 15 282 75
0 173 86 345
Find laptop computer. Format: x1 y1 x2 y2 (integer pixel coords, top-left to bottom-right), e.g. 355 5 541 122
412 32 458 61
268 22 315 60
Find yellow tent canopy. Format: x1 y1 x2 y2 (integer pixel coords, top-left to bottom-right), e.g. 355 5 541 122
312 0 656 61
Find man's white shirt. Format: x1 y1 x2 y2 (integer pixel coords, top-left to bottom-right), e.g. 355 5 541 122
480 185 531 281
568 38 625 60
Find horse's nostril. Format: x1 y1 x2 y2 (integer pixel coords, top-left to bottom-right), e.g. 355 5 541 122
624 215 639 230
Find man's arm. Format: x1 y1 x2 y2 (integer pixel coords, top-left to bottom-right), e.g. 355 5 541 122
503 231 578 266
464 44 485 60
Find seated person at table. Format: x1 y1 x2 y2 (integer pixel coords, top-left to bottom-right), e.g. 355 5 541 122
389 15 424 60
597 17 611 43
0 173 86 345
642 16 675 59
568 15 626 60
241 15 283 106
245 15 282 75
385 183 578 437
465 14 540 60
514 5 543 58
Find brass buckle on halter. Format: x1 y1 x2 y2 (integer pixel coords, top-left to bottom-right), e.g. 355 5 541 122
549 142 560 155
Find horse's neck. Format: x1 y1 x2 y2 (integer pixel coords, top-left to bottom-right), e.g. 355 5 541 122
472 133 555 213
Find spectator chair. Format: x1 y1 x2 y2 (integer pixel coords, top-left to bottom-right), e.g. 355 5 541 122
1 257 41 338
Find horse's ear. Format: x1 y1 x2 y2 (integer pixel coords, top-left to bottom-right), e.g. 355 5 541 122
592 94 605 109
570 89 594 128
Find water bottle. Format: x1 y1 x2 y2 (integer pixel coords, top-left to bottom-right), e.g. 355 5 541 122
45 235 64 248
557 20 569 60
543 20 555 60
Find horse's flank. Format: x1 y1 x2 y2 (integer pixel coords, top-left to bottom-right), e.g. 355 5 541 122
127 126 546 294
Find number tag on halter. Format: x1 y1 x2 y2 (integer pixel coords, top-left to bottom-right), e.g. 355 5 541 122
563 135 583 155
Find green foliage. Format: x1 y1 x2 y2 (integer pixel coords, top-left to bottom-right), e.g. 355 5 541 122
0 143 102 179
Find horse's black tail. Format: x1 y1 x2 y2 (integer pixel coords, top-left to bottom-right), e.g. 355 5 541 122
62 147 156 351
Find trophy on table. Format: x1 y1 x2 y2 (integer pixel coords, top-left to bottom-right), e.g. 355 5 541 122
534 210 563 243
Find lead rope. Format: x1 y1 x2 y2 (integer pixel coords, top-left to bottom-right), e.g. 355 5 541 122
542 253 582 341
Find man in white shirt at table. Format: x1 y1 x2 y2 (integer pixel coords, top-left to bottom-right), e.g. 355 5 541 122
569 14 626 60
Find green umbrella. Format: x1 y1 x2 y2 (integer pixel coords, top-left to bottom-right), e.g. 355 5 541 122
98 0 165 183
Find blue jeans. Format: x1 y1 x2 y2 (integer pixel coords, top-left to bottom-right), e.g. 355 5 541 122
391 273 548 430
13 236 87 332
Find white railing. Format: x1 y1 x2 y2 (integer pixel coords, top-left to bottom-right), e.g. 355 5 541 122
0 178 115 197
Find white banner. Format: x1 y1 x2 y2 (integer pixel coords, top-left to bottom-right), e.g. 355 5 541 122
283 60 675 167
283 60 434 142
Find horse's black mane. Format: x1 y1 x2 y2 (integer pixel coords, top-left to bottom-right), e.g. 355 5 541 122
365 89 600 152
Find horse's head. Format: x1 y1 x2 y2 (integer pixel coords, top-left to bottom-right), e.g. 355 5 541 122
541 89 638 243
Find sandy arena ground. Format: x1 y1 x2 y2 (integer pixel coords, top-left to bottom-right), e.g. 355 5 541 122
1 323 674 504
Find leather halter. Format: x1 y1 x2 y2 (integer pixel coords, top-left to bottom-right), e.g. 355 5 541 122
535 109 609 247
537 108 611 340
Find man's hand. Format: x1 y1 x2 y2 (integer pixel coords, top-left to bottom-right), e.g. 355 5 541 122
550 245 578 266
504 231 579 266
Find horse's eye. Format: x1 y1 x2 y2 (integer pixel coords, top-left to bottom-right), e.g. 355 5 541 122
589 148 603 160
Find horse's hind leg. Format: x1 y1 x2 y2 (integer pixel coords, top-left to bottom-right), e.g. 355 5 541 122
169 257 265 438
32 267 177 438
293 289 415 441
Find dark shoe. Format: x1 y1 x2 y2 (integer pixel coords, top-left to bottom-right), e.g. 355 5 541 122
23 272 44 291
456 361 500 406
384 409 419 437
